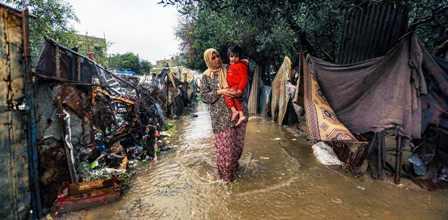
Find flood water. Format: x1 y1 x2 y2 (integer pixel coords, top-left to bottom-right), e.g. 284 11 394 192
65 103 448 220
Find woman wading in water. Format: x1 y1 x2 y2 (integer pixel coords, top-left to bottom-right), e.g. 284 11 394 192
200 48 247 182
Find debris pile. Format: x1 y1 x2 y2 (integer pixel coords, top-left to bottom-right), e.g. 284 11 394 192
33 39 180 215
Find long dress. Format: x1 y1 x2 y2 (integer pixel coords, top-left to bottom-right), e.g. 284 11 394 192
200 74 247 182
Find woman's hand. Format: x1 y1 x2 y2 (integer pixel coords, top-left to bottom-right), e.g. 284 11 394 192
217 88 231 96
217 88 242 97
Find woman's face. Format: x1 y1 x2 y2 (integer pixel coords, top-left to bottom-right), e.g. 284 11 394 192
210 52 222 68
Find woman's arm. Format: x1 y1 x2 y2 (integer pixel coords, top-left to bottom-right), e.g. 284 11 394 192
226 89 243 97
200 75 220 104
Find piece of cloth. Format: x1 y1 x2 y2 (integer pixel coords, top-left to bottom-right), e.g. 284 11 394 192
307 33 432 139
224 62 249 111
303 57 358 141
214 120 247 182
271 56 293 125
203 48 228 89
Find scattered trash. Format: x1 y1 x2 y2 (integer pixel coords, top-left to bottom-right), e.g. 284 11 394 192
331 198 343 204
160 131 172 137
260 156 270 160
52 178 121 215
274 137 281 141
408 154 426 176
356 186 366 191
312 142 343 166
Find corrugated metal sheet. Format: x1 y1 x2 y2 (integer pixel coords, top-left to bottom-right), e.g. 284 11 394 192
337 2 408 64
0 4 32 219
35 39 98 84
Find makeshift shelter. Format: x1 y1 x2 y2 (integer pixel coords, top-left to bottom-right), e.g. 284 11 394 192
302 33 448 184
140 66 196 118
337 1 408 64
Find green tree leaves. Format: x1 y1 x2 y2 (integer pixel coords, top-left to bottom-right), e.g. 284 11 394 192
2 0 79 61
166 0 448 75
108 52 153 75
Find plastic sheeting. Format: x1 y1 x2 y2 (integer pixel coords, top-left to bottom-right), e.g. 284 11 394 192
312 142 343 166
259 86 271 117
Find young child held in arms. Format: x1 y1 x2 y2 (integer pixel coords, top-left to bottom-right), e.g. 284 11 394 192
224 45 248 126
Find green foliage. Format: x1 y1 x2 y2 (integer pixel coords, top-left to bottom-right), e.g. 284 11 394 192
2 0 111 67
173 1 293 71
2 0 79 63
164 0 448 79
140 60 152 74
75 35 109 66
407 0 448 49
109 52 153 75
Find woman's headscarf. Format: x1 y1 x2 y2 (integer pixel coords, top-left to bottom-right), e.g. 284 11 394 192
203 48 228 89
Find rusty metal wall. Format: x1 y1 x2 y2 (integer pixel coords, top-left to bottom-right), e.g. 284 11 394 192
0 4 35 219
36 39 98 84
337 2 409 64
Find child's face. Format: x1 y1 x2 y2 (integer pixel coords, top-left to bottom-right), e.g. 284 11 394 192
229 53 240 64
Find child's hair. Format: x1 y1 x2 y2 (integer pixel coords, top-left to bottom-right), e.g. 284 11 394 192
227 45 243 58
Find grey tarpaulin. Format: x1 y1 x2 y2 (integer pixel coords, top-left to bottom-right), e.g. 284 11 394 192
308 33 448 139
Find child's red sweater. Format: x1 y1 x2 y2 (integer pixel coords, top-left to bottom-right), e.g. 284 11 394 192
227 61 248 92
224 61 248 111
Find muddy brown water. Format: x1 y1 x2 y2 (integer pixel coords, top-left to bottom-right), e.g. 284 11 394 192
64 103 448 220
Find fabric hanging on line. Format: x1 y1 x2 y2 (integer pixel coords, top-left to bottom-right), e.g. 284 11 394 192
271 56 292 125
302 56 358 141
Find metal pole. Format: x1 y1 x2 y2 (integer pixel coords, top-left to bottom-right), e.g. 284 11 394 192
394 128 402 184
22 8 42 219
378 131 385 180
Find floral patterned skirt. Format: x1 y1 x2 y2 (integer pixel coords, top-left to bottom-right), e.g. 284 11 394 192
214 121 247 182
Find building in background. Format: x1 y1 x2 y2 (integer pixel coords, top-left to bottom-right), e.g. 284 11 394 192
75 34 108 66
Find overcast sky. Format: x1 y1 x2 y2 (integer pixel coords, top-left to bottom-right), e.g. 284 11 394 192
69 0 180 63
